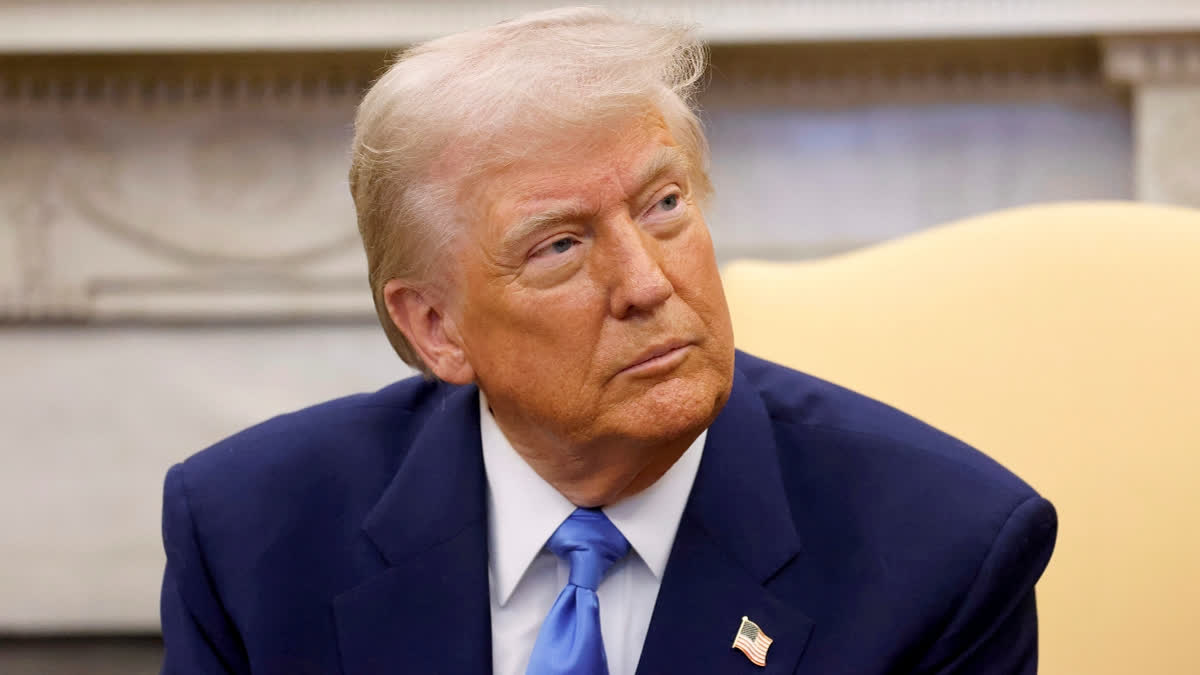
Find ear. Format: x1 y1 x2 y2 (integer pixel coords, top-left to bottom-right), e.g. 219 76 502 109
382 279 476 384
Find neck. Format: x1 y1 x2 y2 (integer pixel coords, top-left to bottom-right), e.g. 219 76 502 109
488 408 701 508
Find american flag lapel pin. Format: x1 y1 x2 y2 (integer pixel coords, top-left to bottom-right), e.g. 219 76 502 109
732 615 773 667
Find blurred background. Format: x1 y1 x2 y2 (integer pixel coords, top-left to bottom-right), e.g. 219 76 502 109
1 1 1198 672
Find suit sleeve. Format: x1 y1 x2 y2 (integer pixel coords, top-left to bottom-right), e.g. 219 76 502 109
917 495 1059 674
160 463 250 674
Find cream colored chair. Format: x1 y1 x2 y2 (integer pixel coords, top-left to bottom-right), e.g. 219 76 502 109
722 202 1200 674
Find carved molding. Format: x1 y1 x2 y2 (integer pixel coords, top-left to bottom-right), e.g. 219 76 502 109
2 0 1200 52
0 122 56 294
0 62 373 322
1101 36 1200 206
63 117 359 266
3 40 1112 108
0 287 93 321
1104 36 1200 84
0 35 1166 322
0 55 374 108
705 39 1107 106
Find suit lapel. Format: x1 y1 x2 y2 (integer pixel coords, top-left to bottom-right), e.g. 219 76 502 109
333 383 493 675
636 366 814 675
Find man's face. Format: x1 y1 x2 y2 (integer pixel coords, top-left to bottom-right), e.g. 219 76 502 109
448 112 735 454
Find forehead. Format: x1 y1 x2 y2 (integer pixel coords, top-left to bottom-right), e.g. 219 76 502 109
455 113 683 229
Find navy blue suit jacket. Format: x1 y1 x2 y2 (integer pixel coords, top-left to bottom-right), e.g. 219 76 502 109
161 351 1057 674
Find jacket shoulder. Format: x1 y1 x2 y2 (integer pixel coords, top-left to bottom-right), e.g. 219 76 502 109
734 352 1057 655
180 375 444 475
735 350 1037 502
166 375 457 547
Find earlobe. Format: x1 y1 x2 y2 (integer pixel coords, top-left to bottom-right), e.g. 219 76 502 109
433 315 476 385
382 279 476 384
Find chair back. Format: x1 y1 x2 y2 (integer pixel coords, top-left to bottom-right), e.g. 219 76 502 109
721 202 1200 674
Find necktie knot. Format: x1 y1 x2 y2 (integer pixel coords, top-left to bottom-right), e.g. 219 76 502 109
546 508 630 591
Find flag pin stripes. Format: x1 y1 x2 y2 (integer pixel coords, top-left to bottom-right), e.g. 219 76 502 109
732 615 773 667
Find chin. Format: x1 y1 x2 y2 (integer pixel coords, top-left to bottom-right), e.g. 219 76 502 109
615 369 730 444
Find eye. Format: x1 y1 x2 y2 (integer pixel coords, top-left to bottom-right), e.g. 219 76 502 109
533 236 579 258
641 187 689 231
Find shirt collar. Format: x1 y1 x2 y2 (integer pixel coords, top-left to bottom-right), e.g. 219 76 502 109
479 391 706 607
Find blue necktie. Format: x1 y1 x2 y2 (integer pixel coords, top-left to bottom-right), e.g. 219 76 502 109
526 507 630 675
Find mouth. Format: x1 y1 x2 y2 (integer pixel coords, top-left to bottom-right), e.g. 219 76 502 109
618 340 693 377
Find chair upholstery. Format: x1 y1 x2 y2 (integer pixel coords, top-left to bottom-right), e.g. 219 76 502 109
721 201 1200 674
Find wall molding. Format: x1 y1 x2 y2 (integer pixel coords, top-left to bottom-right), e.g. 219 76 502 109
1104 35 1200 84
1132 87 1200 207
0 53 376 108
2 1 1200 53
0 58 373 323
1100 36 1200 206
706 38 1108 107
0 33 1183 324
2 39 1111 108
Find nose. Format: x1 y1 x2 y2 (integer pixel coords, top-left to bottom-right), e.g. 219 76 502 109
603 218 674 319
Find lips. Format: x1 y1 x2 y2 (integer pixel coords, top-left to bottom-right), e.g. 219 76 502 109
622 339 691 373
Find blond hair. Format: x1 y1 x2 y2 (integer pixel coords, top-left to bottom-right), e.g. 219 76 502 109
349 6 711 375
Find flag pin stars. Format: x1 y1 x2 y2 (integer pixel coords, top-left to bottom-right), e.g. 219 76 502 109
732 615 773 667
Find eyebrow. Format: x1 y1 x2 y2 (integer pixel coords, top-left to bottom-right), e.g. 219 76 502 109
498 202 589 260
631 145 690 195
498 146 691 257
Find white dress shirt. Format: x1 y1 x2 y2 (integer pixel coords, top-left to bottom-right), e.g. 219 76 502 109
479 394 706 675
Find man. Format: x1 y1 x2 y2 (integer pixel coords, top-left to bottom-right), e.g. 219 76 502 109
160 7 1056 674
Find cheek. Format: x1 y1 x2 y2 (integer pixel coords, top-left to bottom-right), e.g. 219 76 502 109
463 281 607 376
665 226 728 316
